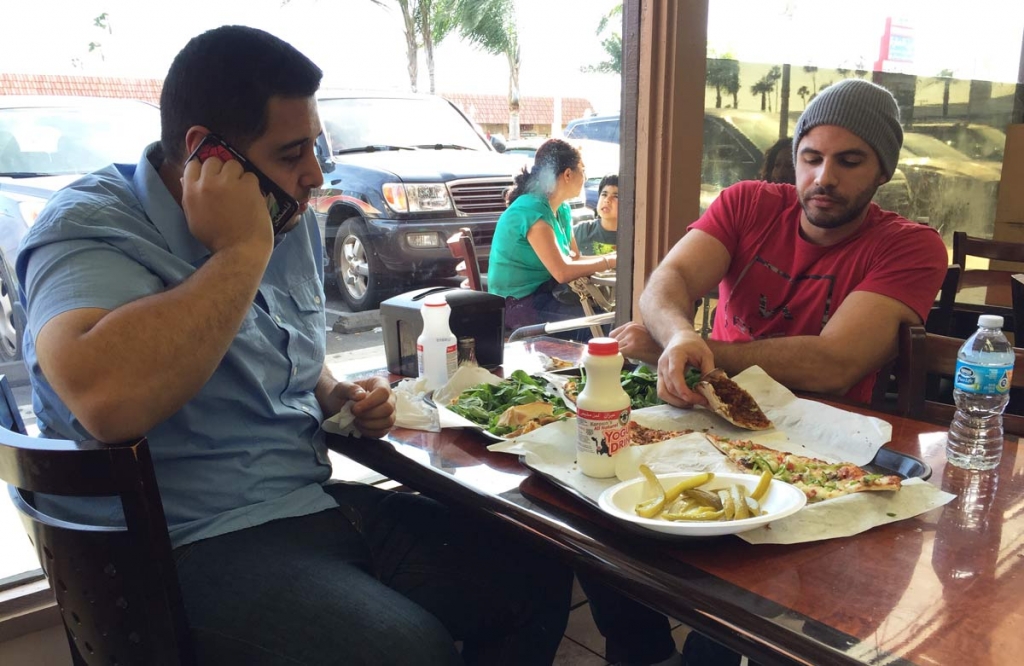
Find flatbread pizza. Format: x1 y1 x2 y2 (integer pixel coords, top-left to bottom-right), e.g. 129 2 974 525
706 434 902 503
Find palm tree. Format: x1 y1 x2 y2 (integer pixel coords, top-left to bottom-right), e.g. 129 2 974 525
797 85 810 108
451 0 521 139
751 78 773 111
766 66 782 113
935 69 955 118
707 57 740 109
803 65 818 95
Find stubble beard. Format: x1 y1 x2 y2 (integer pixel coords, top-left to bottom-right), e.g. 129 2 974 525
799 184 877 230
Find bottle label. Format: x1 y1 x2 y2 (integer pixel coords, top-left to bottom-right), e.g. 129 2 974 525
444 344 458 377
954 360 1013 394
576 408 631 458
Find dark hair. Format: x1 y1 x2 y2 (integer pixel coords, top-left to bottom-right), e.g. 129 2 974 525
595 174 619 221
758 137 794 183
507 138 581 204
160 25 323 165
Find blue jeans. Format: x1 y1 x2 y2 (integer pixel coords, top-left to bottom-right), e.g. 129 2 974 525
173 481 572 665
505 280 596 343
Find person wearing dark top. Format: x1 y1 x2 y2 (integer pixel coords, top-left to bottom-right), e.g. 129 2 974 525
573 174 619 255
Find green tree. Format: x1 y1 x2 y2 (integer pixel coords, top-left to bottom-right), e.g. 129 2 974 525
707 56 740 109
582 4 622 74
937 69 955 118
766 65 782 112
451 0 521 138
72 12 111 69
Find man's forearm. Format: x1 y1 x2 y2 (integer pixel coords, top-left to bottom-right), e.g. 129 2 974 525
709 336 873 395
46 245 270 440
638 276 699 347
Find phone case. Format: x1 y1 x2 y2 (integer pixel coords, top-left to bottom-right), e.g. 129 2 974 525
187 133 300 234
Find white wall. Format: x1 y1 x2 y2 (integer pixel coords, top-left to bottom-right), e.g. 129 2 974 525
0 624 71 665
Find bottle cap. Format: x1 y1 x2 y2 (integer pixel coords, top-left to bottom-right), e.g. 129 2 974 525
587 337 620 355
423 293 449 308
978 314 1004 329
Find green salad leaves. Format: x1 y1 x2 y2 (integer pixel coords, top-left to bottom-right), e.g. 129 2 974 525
571 365 664 410
447 370 571 437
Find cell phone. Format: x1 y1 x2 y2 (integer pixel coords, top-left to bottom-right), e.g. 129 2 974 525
186 132 300 235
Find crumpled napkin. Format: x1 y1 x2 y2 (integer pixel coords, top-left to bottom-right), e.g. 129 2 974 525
321 402 362 437
392 377 441 432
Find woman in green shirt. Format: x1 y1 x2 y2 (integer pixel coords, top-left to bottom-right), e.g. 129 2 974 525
487 139 616 335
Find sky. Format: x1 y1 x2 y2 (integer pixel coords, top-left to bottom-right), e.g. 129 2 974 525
0 0 624 113
1 0 1021 116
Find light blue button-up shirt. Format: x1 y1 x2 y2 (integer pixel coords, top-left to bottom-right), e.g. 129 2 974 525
17 144 339 548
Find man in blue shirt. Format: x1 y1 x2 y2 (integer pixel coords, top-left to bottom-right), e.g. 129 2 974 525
17 25 570 665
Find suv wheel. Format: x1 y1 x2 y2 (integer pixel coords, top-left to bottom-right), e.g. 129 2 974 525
334 217 394 311
0 254 24 362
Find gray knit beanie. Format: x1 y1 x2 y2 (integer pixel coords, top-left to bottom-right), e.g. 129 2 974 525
793 79 903 179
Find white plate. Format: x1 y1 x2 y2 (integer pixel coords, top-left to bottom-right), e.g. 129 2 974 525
597 471 806 537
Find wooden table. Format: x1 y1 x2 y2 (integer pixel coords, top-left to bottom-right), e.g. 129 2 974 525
326 338 1024 666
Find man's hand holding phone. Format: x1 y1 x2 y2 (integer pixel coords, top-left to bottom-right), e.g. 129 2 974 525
181 146 274 258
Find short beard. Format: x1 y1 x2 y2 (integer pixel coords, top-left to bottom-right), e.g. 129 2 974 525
800 185 876 229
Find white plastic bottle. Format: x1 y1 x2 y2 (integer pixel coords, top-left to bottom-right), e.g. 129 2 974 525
947 314 1015 470
417 294 458 391
576 338 631 478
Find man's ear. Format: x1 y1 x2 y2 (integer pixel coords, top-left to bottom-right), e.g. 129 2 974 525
183 126 212 161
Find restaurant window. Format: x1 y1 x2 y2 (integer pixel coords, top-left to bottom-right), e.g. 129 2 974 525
702 0 1024 246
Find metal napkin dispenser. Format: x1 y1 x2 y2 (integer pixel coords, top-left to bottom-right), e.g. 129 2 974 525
381 287 506 377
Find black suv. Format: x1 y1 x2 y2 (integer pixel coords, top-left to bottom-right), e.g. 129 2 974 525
313 92 525 310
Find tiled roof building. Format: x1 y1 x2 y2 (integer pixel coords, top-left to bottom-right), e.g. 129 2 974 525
0 74 163 104
0 75 594 127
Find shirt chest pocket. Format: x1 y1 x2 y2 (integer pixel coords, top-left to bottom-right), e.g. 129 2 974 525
286 277 327 364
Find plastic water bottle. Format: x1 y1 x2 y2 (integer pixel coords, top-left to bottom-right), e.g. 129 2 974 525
417 294 458 391
947 314 1014 470
576 338 631 478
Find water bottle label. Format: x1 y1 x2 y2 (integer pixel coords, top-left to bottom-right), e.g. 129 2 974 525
954 360 1013 394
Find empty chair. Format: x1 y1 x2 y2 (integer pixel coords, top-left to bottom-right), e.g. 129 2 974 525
926 264 962 336
446 226 486 291
894 324 1024 435
0 375 196 666
949 231 1024 337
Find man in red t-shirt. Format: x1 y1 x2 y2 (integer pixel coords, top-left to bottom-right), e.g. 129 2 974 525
583 77 949 666
617 79 947 406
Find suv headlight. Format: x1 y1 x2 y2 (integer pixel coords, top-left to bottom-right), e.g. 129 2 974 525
381 183 453 213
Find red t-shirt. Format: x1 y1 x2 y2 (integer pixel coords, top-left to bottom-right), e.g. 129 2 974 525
691 180 948 403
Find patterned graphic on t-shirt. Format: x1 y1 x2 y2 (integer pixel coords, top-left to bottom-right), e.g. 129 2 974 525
725 255 835 339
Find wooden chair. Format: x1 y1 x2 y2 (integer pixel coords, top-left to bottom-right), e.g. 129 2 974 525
894 325 1024 435
949 232 1024 337
446 227 485 291
0 375 196 665
1011 274 1024 344
926 264 962 336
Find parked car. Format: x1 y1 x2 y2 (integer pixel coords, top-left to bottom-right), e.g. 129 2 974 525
314 92 526 311
0 96 160 361
910 122 1006 162
562 110 914 217
898 131 1003 239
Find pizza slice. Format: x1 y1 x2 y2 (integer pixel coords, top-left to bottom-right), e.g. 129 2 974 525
691 369 773 431
705 434 902 503
628 421 694 446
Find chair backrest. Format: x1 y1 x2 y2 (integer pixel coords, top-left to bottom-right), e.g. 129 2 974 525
446 226 485 291
0 376 195 666
948 232 1024 337
927 263 962 336
895 324 1024 435
1012 274 1024 343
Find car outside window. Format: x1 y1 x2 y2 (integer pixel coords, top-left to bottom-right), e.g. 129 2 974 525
318 97 490 152
0 104 159 176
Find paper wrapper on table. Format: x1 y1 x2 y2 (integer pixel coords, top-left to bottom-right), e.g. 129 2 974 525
321 403 362 437
490 365 954 544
